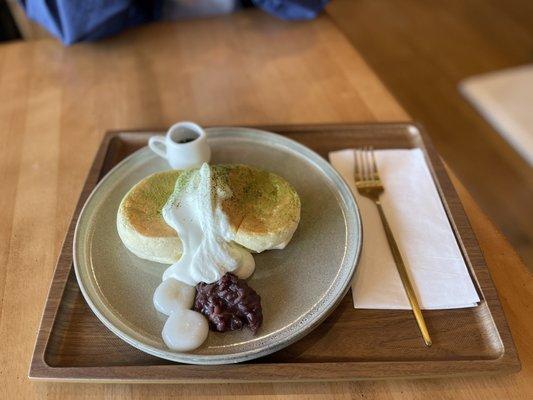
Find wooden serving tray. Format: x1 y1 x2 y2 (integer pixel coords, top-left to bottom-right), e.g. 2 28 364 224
30 123 520 382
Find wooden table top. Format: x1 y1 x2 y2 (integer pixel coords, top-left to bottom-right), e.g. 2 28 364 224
0 9 530 400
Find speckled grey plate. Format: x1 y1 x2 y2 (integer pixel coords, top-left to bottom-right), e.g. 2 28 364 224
74 127 361 365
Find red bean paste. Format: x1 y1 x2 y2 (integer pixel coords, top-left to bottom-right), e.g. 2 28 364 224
194 273 262 334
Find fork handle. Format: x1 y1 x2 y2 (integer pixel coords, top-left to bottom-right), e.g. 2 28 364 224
375 201 433 347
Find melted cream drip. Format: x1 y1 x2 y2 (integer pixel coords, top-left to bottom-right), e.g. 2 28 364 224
153 163 255 351
162 163 255 286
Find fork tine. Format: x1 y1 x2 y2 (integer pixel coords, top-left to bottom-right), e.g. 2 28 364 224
359 147 364 181
360 147 366 181
353 149 359 182
364 146 372 181
365 146 372 181
357 148 363 181
370 146 379 180
360 149 365 180
353 149 359 181
354 149 359 181
359 148 366 181
355 147 378 182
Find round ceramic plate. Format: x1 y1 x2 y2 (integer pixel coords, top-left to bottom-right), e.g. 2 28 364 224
74 127 361 365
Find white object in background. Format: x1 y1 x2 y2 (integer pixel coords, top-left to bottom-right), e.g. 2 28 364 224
460 64 533 166
149 121 211 170
161 0 239 19
329 148 480 310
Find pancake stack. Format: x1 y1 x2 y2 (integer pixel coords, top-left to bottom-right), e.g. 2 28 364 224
117 164 301 264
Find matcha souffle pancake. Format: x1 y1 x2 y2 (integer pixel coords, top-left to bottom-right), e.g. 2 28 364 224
117 164 301 264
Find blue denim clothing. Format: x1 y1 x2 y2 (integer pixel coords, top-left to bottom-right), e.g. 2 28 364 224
19 0 162 44
18 0 329 45
252 0 329 20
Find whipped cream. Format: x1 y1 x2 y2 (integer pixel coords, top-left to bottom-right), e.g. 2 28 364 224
162 163 255 286
153 163 255 351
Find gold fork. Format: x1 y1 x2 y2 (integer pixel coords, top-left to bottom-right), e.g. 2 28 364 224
354 147 432 347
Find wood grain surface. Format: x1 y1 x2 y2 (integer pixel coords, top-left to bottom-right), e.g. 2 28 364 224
326 0 533 268
0 9 531 399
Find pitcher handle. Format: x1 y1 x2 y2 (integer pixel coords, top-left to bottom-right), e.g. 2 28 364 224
149 135 167 159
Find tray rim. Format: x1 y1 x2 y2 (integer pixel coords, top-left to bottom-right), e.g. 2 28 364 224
29 122 521 383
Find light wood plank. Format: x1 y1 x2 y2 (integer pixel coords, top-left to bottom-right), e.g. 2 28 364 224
0 9 530 399
326 0 533 267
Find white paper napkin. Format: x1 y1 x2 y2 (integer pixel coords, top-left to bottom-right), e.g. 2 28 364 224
329 149 480 309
